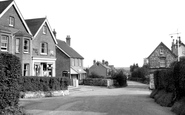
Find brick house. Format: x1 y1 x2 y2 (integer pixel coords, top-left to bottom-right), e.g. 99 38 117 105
89 60 111 78
25 18 57 77
56 36 86 83
0 0 33 76
147 42 177 73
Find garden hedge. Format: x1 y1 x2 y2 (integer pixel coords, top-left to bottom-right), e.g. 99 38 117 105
0 53 22 114
19 76 69 92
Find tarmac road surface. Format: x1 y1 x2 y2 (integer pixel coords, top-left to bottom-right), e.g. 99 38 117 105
20 81 175 115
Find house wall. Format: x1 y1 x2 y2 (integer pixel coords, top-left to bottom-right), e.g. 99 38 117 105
89 64 107 77
148 44 176 69
0 5 32 76
0 6 27 33
56 47 70 77
32 23 56 59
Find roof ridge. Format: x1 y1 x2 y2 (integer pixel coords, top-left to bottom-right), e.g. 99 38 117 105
25 17 46 21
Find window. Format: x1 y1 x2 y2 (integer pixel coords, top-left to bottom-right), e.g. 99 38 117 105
160 48 164 54
9 16 15 27
75 58 78 66
79 59 81 67
15 38 20 53
24 39 29 53
160 59 166 68
23 64 29 76
43 25 47 34
41 42 48 54
1 35 8 51
71 58 74 66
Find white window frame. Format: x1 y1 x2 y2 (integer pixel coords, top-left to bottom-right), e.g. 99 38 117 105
43 25 47 34
15 38 20 53
71 58 75 66
40 42 48 55
24 39 30 53
23 63 29 76
9 16 15 27
1 35 8 51
160 59 166 68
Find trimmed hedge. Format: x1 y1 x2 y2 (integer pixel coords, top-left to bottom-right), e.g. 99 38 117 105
19 76 69 92
0 53 22 114
83 78 108 86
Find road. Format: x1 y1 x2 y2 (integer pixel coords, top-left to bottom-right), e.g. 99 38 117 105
20 81 175 115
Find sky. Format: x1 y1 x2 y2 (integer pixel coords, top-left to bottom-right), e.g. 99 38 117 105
13 0 185 67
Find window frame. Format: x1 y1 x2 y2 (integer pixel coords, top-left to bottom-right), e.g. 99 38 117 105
15 38 20 53
40 42 48 55
23 63 29 76
9 16 15 27
159 58 166 68
160 48 164 55
43 25 47 34
1 35 9 51
24 39 30 53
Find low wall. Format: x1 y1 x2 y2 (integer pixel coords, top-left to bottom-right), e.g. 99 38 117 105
21 90 69 99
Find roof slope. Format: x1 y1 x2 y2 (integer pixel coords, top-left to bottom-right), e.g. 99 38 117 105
147 42 177 59
25 18 45 36
0 0 13 14
57 39 84 59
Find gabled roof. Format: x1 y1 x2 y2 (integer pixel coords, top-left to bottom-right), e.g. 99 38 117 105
0 0 32 36
25 18 45 36
0 0 13 14
25 17 57 44
56 39 84 59
147 42 177 59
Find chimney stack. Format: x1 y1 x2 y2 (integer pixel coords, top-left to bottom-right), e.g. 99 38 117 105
66 35 71 46
102 60 105 65
53 29 57 38
105 61 109 66
93 60 96 65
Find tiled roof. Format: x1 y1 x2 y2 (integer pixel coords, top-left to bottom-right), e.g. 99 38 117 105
25 18 45 36
14 30 32 38
0 25 11 33
57 39 84 59
0 0 13 14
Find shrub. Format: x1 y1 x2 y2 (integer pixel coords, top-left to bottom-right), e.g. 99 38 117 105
112 71 127 87
19 76 69 92
83 78 107 86
0 53 22 114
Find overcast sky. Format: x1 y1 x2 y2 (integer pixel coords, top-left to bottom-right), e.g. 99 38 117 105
14 0 185 67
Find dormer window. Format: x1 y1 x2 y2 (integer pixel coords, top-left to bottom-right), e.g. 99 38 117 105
43 25 47 34
9 16 15 27
41 42 48 55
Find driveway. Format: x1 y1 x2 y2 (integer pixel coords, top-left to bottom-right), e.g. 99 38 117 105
20 81 175 115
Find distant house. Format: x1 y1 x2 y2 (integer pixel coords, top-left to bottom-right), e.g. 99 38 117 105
147 42 177 73
0 0 33 76
89 60 111 78
56 35 86 83
25 17 57 77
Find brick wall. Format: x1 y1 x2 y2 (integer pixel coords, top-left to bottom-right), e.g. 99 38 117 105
56 47 70 77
